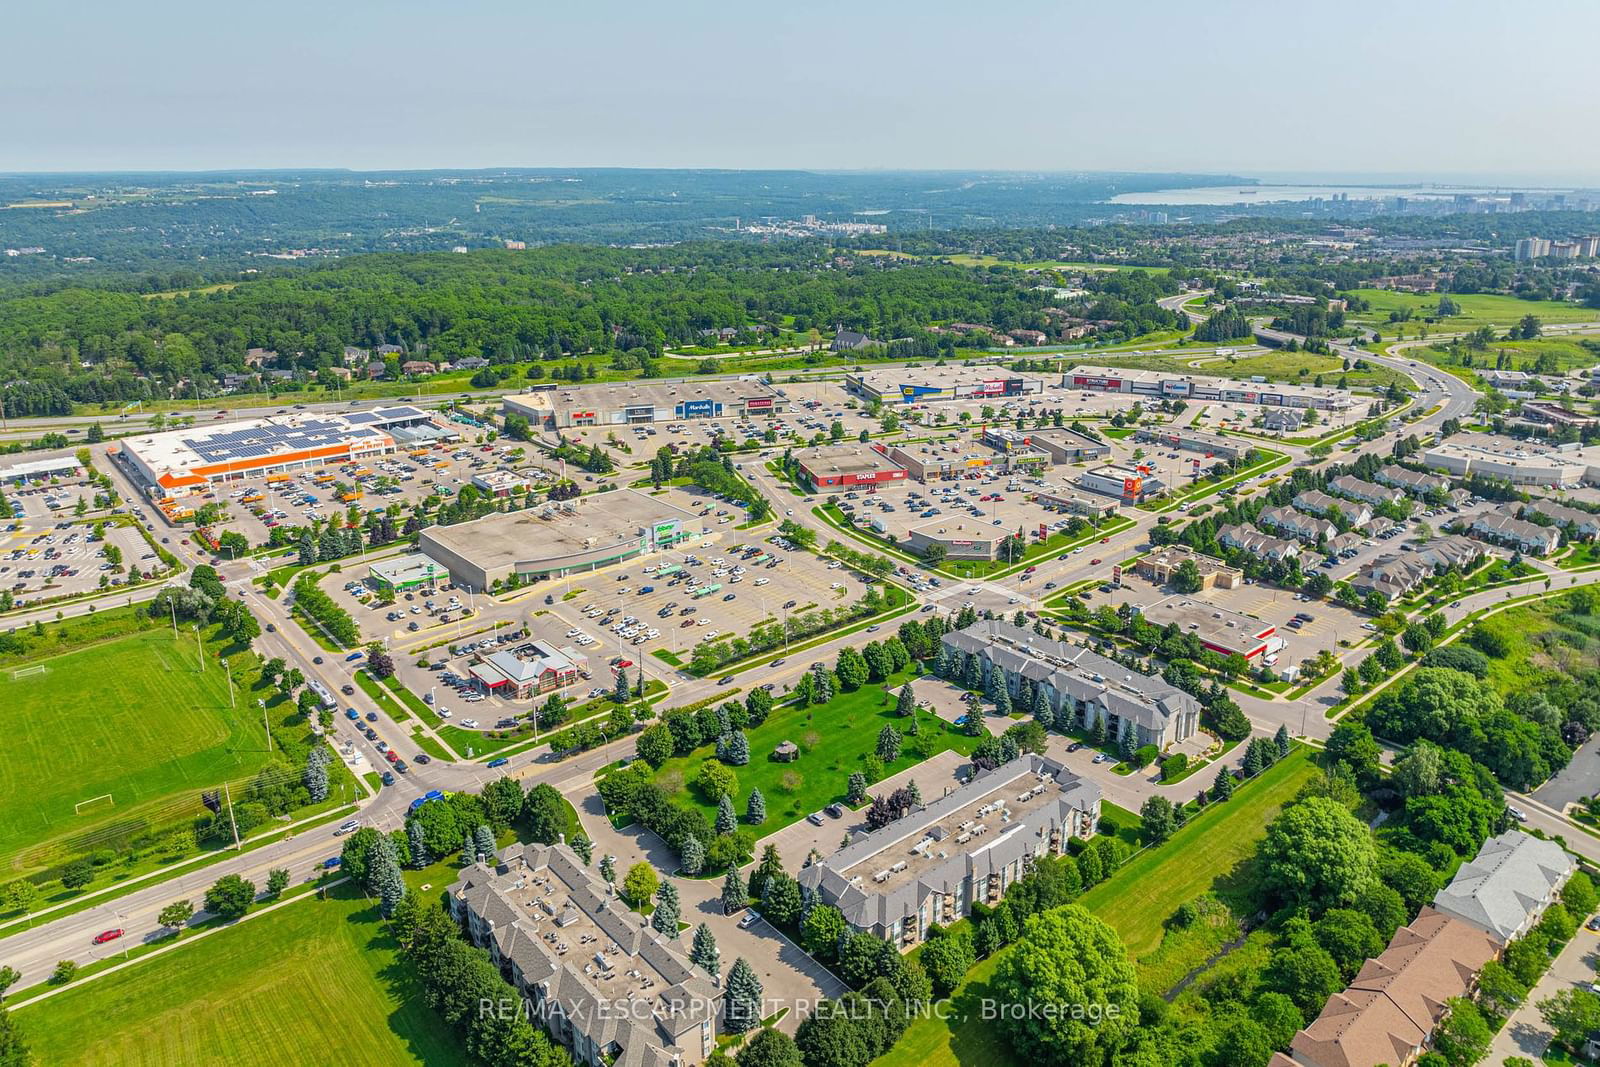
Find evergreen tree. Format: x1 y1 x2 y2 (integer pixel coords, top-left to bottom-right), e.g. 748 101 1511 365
716 794 738 835
406 819 431 869
652 881 681 935
690 922 720 978
724 958 764 1033
906 780 922 807
570 833 593 865
374 850 406 917
680 834 705 876
722 868 747 915
1243 741 1264 778
846 772 868 805
993 679 1012 716
962 653 982 691
906 707 920 736
303 747 329 803
876 725 902 762
1212 768 1235 802
725 730 750 766
1274 724 1291 759
461 830 477 867
473 824 496 863
614 667 630 704
896 685 916 717
1032 686 1050 726
599 854 617 884
1053 702 1076 734
812 667 833 704
747 788 767 825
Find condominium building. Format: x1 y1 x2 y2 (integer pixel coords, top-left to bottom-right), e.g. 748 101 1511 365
450 843 721 1067
797 753 1100 949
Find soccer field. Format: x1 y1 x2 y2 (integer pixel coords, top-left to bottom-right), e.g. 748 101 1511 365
0 628 273 870
16 889 467 1066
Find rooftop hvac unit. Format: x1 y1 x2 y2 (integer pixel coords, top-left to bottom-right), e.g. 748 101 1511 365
956 832 972 844
873 870 891 884
890 861 908 873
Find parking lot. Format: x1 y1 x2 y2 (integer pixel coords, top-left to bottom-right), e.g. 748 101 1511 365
549 395 892 470
145 437 555 550
1074 563 1375 675
826 466 1124 567
0 519 158 605
536 525 865 668
1190 399 1373 438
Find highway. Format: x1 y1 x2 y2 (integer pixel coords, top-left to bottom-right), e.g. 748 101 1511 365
0 306 1586 993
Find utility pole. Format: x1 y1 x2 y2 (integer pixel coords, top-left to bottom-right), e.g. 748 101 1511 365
259 698 271 752
195 623 204 670
223 780 241 849
225 660 235 708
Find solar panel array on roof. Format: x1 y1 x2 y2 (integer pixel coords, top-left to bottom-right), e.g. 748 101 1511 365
175 417 393 466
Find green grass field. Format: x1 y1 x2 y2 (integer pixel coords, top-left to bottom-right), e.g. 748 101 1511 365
1414 335 1600 379
1347 288 1600 332
0 629 274 870
1082 348 1408 390
649 671 983 831
1466 591 1600 696
15 888 466 1067
875 748 1318 1067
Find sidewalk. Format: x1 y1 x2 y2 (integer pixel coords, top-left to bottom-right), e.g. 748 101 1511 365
1486 924 1600 1064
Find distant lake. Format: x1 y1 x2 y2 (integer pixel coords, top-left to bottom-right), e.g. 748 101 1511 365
1107 184 1513 206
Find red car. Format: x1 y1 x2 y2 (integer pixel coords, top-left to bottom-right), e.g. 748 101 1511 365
1100 537 1110 543
93 928 125 945
616 659 633 669
385 750 400 763
1090 558 1101 565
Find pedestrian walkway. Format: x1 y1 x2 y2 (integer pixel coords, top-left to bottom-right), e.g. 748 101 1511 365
1486 922 1600 1064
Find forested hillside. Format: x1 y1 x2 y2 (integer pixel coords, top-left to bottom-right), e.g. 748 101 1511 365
0 243 1087 414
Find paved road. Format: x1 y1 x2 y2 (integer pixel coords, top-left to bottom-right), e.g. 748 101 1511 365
1486 913 1600 1064
4 316 1598 993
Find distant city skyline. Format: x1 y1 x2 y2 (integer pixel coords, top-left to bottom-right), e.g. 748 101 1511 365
4 0 1599 180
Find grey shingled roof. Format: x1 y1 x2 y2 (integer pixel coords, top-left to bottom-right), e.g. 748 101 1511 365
942 619 1198 735
1431 831 1574 942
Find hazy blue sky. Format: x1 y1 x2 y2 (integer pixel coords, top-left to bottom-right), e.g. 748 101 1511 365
5 0 1598 180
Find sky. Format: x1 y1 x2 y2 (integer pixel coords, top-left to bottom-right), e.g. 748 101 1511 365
5 0 1599 181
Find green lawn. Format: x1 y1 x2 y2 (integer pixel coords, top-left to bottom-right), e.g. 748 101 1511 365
876 747 1318 1067
1087 349 1407 390
1346 289 1600 332
0 628 276 872
15 888 466 1067
649 671 983 830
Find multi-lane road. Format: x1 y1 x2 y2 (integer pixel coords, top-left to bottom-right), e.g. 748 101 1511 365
0 317 1582 992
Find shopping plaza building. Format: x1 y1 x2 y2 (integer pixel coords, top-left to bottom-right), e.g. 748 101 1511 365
843 368 1049 405
418 489 705 591
502 381 788 429
1065 366 1354 411
115 406 438 494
